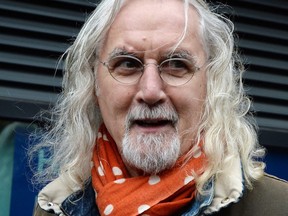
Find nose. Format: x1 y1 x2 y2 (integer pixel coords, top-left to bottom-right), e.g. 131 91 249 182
135 64 167 105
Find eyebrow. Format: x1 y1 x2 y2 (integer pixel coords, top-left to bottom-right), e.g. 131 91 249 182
166 49 198 64
108 48 199 65
108 48 137 59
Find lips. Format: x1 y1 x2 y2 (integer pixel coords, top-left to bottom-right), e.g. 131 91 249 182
134 119 173 127
126 104 179 130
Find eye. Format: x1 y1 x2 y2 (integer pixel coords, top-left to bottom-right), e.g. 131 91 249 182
160 58 194 77
171 59 188 69
162 59 189 70
108 56 143 75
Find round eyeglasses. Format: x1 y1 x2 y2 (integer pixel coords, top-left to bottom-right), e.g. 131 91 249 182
100 55 200 86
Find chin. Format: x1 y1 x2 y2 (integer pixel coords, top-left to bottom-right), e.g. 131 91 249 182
121 131 181 175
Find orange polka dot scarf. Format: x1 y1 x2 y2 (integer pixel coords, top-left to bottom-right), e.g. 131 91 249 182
91 124 206 216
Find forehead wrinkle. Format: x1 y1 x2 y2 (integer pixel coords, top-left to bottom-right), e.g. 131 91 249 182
102 0 205 62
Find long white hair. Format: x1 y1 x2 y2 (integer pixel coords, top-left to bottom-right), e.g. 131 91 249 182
29 0 265 192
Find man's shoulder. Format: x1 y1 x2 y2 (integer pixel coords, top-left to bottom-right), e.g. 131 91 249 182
213 174 288 216
254 173 288 192
250 173 288 202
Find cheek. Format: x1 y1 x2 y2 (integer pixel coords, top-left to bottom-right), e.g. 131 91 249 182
99 87 133 120
173 76 207 134
175 89 206 154
97 82 136 139
176 81 206 116
97 69 133 113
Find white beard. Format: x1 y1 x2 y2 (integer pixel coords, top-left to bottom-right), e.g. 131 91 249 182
121 104 180 174
122 130 180 174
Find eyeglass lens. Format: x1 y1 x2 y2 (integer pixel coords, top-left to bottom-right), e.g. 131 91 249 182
105 55 196 85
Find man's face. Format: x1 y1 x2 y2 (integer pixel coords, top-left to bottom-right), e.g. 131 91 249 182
96 0 207 174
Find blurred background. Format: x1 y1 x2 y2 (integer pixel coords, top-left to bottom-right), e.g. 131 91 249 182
0 0 287 215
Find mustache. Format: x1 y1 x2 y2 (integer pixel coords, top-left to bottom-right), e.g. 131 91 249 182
125 104 179 128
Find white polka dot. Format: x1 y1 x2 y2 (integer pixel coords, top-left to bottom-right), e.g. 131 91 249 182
112 167 123 176
104 204 114 215
184 175 194 185
114 178 126 184
103 134 109 141
192 146 202 158
138 204 150 214
98 166 104 176
98 132 102 138
148 175 161 185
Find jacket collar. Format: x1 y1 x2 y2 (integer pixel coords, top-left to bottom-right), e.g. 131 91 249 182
37 175 99 216
61 180 99 216
37 175 78 215
203 155 244 215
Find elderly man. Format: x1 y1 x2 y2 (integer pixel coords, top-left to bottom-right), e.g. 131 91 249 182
31 0 288 215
